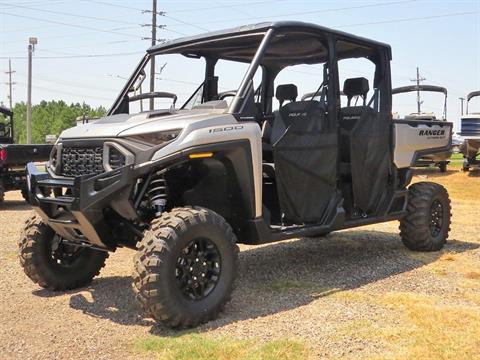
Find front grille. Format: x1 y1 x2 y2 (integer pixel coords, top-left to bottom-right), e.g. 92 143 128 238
61 146 104 177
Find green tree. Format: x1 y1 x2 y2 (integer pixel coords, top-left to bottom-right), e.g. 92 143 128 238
12 101 106 144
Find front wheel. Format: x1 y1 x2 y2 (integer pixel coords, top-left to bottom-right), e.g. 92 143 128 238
18 215 109 290
399 182 451 251
132 207 238 329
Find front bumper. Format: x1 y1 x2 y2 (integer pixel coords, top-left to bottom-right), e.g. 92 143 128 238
27 162 135 250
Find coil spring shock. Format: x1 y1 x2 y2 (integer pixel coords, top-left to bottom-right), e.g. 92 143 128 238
147 171 168 216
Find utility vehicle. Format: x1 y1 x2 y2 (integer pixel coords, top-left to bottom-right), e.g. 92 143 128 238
392 85 452 172
459 91 480 171
20 22 452 328
0 106 52 203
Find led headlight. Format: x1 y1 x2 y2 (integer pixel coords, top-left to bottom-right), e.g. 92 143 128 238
128 129 182 146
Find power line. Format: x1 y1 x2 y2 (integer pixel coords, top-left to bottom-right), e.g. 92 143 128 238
82 0 143 12
165 0 416 27
0 10 142 39
336 10 479 28
0 51 143 59
0 1 141 26
169 0 281 14
16 81 113 101
163 14 210 32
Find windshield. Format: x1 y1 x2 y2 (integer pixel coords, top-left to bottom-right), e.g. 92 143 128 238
124 54 260 114
109 31 268 116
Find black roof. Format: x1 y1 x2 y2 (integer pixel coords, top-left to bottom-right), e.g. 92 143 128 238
0 106 12 116
392 85 447 96
467 91 480 102
148 21 392 58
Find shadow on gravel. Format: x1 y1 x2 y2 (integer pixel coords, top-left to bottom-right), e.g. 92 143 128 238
33 230 479 335
0 200 30 211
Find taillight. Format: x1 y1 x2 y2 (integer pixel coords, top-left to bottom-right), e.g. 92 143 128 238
0 148 6 162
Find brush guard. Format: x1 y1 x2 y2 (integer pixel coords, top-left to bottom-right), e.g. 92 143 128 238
26 162 135 250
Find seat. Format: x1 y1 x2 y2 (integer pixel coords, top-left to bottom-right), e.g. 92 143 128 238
339 77 390 214
269 84 298 145
270 83 336 224
262 84 298 163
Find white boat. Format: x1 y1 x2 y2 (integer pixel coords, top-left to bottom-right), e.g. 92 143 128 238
459 91 480 171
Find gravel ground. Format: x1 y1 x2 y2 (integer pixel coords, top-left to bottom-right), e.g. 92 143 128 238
1 170 479 359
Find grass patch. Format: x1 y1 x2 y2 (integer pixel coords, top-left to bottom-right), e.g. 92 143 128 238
380 292 480 359
465 271 480 280
132 334 308 360
331 291 480 359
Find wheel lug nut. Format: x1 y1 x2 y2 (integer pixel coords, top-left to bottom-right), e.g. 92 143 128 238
193 276 197 280
201 273 205 277
203 262 207 266
195 258 199 262
189 267 193 271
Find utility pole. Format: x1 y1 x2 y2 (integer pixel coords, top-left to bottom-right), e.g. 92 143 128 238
149 0 157 111
410 67 426 114
459 97 465 116
5 59 16 110
27 37 37 144
142 1 165 110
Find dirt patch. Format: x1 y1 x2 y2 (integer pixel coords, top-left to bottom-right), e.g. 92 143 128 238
0 169 479 359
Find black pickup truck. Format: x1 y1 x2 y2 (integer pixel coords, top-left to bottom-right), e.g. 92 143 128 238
0 106 52 203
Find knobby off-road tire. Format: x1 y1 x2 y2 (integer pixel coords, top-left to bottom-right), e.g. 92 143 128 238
399 182 451 251
18 214 109 290
133 207 239 329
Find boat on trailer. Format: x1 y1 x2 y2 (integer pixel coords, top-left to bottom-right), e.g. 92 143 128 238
459 91 480 171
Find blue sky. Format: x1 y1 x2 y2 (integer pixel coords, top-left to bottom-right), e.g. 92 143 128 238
0 0 479 130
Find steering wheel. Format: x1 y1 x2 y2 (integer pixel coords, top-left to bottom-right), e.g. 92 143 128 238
218 90 237 101
129 91 177 108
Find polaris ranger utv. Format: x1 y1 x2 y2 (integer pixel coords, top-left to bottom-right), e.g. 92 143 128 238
0 106 52 203
392 85 452 172
20 22 452 328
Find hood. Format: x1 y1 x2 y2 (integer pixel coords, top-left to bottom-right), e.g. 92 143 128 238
60 107 229 139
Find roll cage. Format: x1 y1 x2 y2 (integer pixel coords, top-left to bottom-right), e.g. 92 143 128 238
108 21 393 121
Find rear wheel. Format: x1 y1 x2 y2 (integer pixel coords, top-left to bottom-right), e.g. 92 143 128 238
133 207 238 328
18 214 108 290
399 182 451 251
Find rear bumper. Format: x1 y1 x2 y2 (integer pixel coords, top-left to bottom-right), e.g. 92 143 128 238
27 162 135 250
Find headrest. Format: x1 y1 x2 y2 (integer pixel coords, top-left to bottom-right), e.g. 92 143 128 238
276 84 298 103
343 77 369 99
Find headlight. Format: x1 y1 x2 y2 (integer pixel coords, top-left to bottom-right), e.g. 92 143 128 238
128 129 182 146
